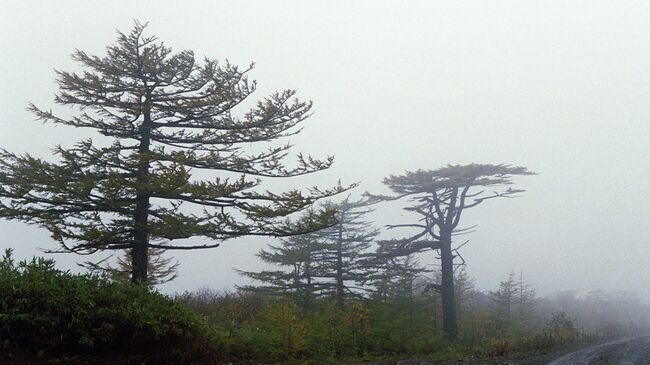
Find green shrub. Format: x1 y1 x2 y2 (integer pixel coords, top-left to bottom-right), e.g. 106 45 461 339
0 249 224 364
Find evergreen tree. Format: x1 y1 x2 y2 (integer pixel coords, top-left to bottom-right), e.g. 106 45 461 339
240 197 378 308
424 270 443 330
515 270 536 321
237 229 327 310
371 164 534 339
366 240 429 302
317 197 379 307
490 270 518 326
454 266 477 328
0 22 347 284
490 270 536 329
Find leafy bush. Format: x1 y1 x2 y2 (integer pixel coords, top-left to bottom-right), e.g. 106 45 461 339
0 249 224 364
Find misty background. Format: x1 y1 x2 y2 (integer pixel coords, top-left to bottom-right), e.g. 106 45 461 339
1 0 649 299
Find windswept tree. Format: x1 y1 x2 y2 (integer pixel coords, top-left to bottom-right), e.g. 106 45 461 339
371 164 534 340
0 22 348 284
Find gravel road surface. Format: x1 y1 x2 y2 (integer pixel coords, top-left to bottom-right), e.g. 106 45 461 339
546 336 650 365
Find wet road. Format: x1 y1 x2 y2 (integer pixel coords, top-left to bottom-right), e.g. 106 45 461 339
547 336 650 365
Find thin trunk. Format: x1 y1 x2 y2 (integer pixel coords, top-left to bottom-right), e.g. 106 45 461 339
518 271 525 318
408 275 414 337
440 230 458 340
293 265 300 301
457 287 462 330
131 90 152 284
335 221 344 309
305 257 313 311
519 275 523 318
432 291 438 329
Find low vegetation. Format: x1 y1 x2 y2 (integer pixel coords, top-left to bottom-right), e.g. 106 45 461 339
177 288 594 364
3 249 647 364
0 249 223 364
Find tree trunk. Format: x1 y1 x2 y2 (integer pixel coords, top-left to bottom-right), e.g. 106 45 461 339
457 287 462 330
440 231 458 340
432 290 438 329
305 258 313 311
335 221 344 309
131 90 152 284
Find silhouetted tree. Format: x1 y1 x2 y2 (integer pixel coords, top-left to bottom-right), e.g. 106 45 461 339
454 266 477 327
371 164 534 340
366 240 429 303
0 22 347 284
491 270 517 326
318 197 378 307
516 270 536 320
240 197 378 308
237 229 326 310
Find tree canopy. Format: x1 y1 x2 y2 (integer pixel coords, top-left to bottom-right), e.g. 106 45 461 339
0 21 348 283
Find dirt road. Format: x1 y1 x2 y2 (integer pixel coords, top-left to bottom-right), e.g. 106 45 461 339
545 335 650 365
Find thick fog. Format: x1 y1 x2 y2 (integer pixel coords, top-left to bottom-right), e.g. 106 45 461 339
1 0 650 299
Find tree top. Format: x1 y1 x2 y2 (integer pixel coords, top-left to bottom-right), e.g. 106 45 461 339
382 163 535 196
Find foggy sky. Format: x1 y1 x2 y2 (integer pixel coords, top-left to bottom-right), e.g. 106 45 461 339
2 0 650 298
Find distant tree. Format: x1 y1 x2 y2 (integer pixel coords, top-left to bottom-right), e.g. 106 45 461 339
0 22 348 284
423 269 444 330
237 228 326 310
490 270 535 328
537 289 650 337
546 312 578 340
363 249 430 344
371 164 534 340
515 270 536 320
454 266 477 327
317 197 378 307
365 245 428 303
490 270 517 326
240 197 378 308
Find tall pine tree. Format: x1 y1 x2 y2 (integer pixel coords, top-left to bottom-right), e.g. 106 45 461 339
0 22 347 283
317 197 378 307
